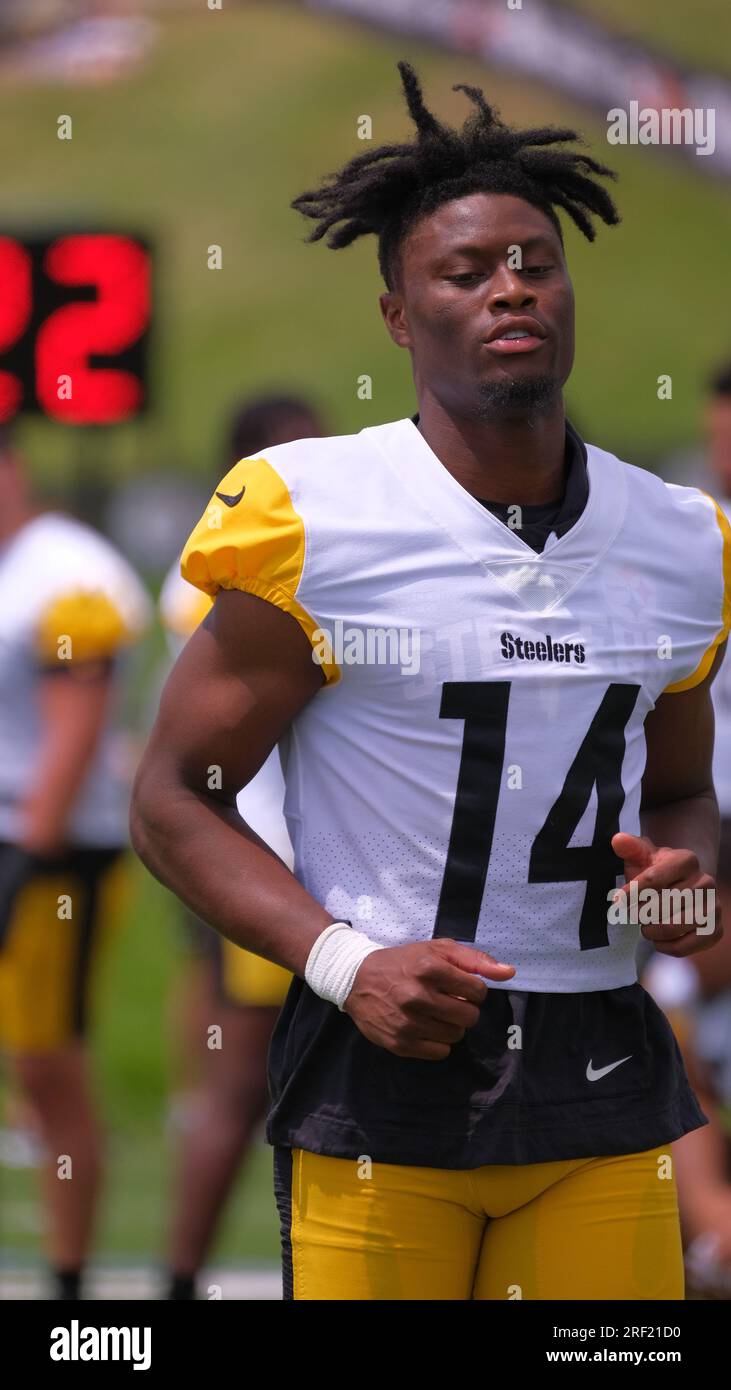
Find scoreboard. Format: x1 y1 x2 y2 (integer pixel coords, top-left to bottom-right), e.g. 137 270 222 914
0 232 152 425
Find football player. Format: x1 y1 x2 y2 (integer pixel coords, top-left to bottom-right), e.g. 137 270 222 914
131 64 728 1300
159 393 325 1300
0 426 150 1299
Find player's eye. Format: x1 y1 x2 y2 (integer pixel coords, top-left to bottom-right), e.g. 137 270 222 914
525 265 553 275
446 272 483 285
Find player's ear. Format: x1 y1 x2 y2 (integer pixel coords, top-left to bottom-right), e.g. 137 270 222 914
379 289 412 350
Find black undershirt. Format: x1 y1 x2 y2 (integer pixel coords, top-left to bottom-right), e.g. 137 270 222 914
411 413 589 554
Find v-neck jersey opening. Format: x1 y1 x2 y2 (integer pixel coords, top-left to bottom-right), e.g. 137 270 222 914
394 415 596 562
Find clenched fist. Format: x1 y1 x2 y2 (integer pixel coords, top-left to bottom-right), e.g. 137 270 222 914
343 938 516 1060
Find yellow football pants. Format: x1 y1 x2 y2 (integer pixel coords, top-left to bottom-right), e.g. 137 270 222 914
220 937 291 1008
0 851 128 1053
285 1144 684 1300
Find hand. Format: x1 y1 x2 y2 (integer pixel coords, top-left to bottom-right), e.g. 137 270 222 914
611 832 722 957
343 938 516 1060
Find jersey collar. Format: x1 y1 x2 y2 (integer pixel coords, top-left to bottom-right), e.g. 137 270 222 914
367 415 628 613
408 409 588 541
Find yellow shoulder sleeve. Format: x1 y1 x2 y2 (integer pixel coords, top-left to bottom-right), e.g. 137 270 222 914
36 589 130 665
181 456 338 684
664 495 731 693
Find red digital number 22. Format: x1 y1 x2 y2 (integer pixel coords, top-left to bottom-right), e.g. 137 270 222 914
37 234 149 423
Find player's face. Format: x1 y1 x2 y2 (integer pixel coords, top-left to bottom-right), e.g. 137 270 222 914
380 192 575 419
270 411 326 446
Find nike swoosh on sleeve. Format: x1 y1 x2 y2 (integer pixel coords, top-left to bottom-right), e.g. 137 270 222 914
215 485 246 508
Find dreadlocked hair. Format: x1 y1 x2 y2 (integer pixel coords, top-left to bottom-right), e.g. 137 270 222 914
291 60 620 289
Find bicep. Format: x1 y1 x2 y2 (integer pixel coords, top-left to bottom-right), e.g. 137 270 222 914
642 641 727 808
148 588 324 800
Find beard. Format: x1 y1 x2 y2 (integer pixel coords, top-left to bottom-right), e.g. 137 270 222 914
475 372 560 420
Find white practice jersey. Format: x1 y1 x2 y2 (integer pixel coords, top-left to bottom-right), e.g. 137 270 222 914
159 559 294 869
182 418 731 993
711 498 731 816
0 512 150 846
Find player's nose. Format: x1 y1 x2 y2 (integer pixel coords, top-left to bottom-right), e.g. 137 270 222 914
488 264 537 312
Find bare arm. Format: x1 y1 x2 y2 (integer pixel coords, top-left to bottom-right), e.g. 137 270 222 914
640 646 725 878
21 666 114 855
612 644 726 957
131 589 332 977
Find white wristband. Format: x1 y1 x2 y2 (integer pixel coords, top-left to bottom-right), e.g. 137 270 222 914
305 921 384 1011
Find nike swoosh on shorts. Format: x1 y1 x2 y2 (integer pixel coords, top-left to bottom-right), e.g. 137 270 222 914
586 1055 633 1082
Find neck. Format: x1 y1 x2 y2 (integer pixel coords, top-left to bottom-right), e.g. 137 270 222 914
415 391 567 505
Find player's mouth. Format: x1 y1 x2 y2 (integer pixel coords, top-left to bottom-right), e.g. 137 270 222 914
482 317 547 355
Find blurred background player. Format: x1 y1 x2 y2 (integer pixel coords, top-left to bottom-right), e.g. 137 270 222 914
159 392 326 1300
0 425 150 1300
642 361 731 1296
706 362 731 993
676 363 731 1292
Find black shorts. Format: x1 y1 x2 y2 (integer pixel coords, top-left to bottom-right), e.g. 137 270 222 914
0 844 35 949
266 977 707 1168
